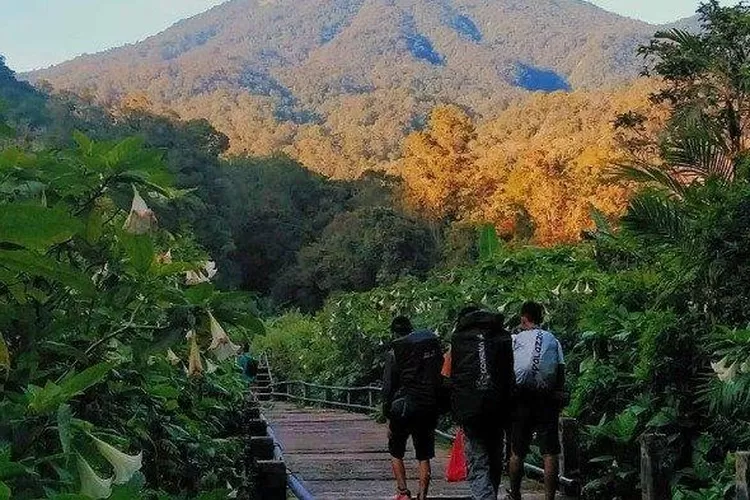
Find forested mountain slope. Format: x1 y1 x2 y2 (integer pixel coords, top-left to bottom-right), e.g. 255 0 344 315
27 0 670 177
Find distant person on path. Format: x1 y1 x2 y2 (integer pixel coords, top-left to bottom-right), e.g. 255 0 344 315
237 343 258 382
449 306 515 500
508 301 567 500
383 316 444 500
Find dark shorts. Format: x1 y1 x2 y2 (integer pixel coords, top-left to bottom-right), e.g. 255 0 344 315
388 414 437 461
511 390 561 457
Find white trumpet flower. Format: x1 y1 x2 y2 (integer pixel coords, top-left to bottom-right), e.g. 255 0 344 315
583 283 593 295
166 348 180 366
573 281 581 294
77 455 113 499
157 250 172 265
741 359 750 374
91 436 143 485
206 359 219 374
186 330 204 377
208 312 241 362
551 283 562 296
185 261 218 285
711 356 738 382
123 186 157 234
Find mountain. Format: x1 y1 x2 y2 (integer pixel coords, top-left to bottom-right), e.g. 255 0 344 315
27 0 670 177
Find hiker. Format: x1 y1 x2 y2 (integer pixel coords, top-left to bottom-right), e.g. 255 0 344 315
450 306 515 500
383 316 444 500
237 343 258 382
508 301 567 500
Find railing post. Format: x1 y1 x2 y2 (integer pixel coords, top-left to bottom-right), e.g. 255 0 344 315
559 417 580 495
738 452 749 500
302 383 307 401
256 460 287 500
641 433 669 500
368 389 374 409
346 391 351 405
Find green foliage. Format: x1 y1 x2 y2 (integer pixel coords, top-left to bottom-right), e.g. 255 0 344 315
0 123 261 498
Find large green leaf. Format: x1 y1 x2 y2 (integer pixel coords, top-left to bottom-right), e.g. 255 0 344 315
0 204 82 251
0 481 9 500
58 362 115 399
28 362 114 414
0 250 95 297
0 446 26 481
120 234 155 275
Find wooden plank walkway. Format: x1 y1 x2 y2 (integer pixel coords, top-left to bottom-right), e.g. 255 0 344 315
266 402 565 499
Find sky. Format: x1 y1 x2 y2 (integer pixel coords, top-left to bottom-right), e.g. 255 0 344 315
0 0 732 72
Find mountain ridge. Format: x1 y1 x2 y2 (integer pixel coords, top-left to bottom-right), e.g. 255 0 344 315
25 0 686 177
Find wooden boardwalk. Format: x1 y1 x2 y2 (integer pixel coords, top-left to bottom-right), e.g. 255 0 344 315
266 402 565 499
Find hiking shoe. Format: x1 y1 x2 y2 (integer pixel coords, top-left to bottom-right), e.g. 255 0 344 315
393 489 412 500
504 490 521 500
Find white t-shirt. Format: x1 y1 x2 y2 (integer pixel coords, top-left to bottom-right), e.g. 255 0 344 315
513 328 565 390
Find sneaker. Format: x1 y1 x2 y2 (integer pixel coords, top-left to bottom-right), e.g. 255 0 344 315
504 490 521 500
393 488 412 500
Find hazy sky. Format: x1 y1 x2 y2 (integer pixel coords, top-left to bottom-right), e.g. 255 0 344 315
0 0 730 72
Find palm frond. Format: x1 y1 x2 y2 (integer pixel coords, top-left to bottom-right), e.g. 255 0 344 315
610 162 688 198
663 118 734 182
653 29 705 50
622 191 689 245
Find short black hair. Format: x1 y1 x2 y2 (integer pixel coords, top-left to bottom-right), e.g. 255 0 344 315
390 316 413 337
521 301 544 325
457 305 481 319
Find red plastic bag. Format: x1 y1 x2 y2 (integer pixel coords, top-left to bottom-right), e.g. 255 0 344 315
446 429 468 482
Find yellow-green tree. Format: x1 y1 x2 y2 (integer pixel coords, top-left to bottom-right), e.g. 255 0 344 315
399 105 482 221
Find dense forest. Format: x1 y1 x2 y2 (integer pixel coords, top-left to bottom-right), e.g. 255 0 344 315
27 0 683 177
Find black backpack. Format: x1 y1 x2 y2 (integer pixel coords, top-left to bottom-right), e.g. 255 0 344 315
390 329 444 418
450 311 514 426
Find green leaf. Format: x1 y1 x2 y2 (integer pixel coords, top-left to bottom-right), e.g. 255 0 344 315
120 234 155 274
0 250 95 297
59 362 115 399
73 131 94 156
0 204 82 251
0 481 9 500
57 404 72 455
478 224 500 260
109 472 145 500
84 210 104 245
183 283 216 305
0 447 26 480
28 363 114 414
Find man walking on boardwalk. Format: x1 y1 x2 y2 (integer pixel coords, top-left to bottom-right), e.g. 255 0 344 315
383 316 444 500
508 301 567 500
450 306 515 500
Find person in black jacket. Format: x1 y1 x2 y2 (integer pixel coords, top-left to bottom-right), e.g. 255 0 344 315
450 306 515 500
383 316 443 500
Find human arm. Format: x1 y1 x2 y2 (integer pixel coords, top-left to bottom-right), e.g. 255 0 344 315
382 350 398 419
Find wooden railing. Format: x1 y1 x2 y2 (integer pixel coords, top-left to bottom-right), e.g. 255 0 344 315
269 380 382 412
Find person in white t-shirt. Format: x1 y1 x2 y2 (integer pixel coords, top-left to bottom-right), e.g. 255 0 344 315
507 301 567 500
